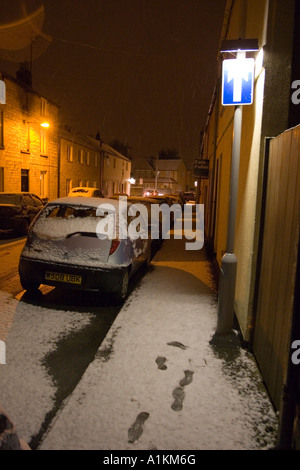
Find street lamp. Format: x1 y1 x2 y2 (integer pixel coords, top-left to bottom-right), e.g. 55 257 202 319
215 38 258 336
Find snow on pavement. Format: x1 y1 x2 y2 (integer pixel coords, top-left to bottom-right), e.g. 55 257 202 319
38 239 278 450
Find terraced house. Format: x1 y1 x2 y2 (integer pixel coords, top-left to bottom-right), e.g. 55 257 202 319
0 65 59 200
0 66 131 201
58 127 102 197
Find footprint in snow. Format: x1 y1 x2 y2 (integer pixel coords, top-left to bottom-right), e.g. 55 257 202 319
167 341 188 350
171 387 185 411
128 412 150 443
179 370 194 387
155 356 167 370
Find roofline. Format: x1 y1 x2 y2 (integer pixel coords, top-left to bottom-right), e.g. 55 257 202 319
0 69 59 107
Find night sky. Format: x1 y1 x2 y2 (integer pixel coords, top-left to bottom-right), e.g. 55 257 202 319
0 0 226 167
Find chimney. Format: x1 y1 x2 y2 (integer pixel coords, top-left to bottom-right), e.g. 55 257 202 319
16 62 32 88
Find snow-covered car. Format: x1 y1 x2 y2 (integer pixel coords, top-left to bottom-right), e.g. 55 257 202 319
18 197 151 303
0 192 45 236
67 187 104 198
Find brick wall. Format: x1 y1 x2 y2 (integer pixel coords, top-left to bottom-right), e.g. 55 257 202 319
0 73 59 200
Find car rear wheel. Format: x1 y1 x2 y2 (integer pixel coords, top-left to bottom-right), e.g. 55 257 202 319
18 219 29 236
114 269 129 304
145 240 152 266
21 279 40 293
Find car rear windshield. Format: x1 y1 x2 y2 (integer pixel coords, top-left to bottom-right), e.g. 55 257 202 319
0 194 22 205
42 205 98 219
70 188 90 194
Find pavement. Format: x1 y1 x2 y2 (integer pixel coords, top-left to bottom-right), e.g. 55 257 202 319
35 229 279 451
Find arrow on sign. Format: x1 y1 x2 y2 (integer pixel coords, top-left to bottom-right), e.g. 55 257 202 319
227 59 252 102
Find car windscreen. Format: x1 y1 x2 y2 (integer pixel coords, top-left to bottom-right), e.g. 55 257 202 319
0 194 22 205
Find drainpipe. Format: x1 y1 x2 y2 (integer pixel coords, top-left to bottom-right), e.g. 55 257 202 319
57 137 61 197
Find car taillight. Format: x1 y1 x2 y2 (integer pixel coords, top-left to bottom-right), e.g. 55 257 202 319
109 239 120 255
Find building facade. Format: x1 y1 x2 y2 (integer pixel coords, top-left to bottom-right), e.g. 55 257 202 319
0 69 59 200
201 0 298 340
200 0 300 447
58 128 102 197
101 142 131 197
131 157 190 195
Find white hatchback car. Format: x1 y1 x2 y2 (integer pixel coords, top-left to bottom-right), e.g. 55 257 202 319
18 197 151 303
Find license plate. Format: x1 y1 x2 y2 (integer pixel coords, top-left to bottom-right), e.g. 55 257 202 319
45 271 82 285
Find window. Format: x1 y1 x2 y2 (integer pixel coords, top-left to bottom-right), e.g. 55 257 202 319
40 170 48 197
86 151 90 166
22 194 34 206
31 194 44 207
41 98 48 116
113 158 116 169
40 128 48 155
26 122 30 152
21 169 29 191
0 111 3 148
94 154 98 166
78 149 84 164
66 178 72 195
67 145 73 162
0 167 4 191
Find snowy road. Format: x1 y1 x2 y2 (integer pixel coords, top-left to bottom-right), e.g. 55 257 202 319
0 238 127 448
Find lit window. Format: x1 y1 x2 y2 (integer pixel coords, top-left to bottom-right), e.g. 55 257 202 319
41 98 48 116
66 178 72 195
0 111 4 148
67 145 73 162
78 149 84 164
40 171 48 197
40 128 47 155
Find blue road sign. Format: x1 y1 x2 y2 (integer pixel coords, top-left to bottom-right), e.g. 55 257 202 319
222 58 254 106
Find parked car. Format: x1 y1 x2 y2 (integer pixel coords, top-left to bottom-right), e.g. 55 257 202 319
68 187 104 198
183 191 196 203
143 189 157 197
110 195 163 244
0 192 45 236
163 193 184 207
18 197 151 303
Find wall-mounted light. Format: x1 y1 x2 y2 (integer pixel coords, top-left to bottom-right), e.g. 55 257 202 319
41 121 50 128
220 38 259 53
